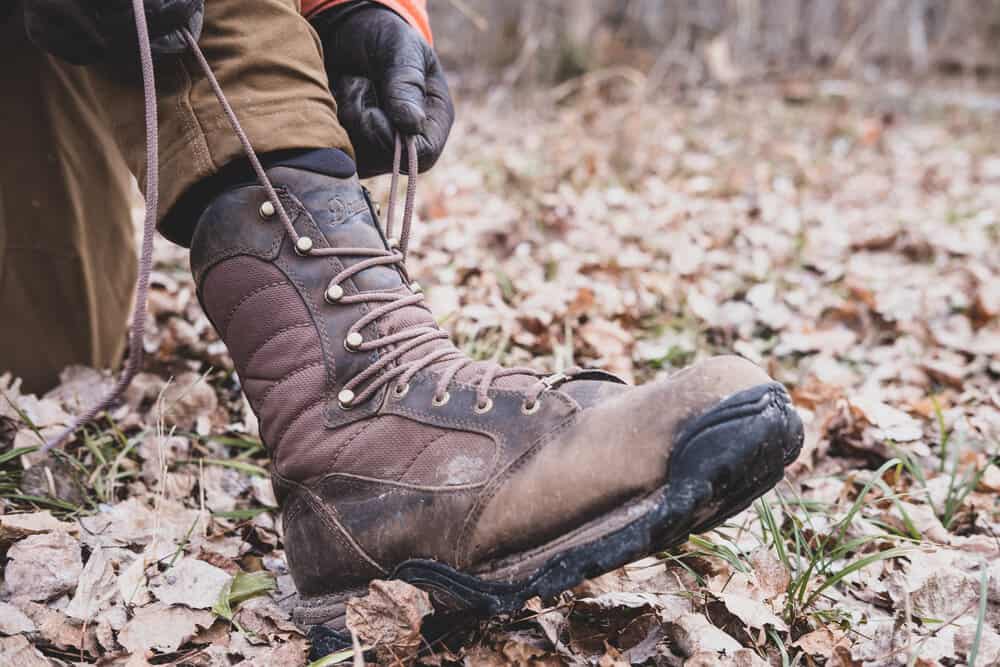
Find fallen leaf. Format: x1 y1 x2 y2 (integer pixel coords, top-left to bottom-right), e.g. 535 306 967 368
955 621 1000 665
579 319 634 382
118 552 153 608
0 601 36 635
749 549 790 601
0 510 76 536
717 592 788 631
227 630 309 666
117 604 214 654
0 511 77 551
14 600 100 654
149 557 231 610
886 550 979 621
231 596 300 643
65 545 117 621
212 570 276 622
78 497 208 556
159 372 219 429
0 635 50 667
793 627 849 659
775 327 858 356
346 579 433 664
850 394 923 442
5 530 82 601
662 612 743 656
685 648 769 667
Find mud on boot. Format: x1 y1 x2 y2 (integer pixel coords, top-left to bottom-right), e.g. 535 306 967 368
187 146 804 659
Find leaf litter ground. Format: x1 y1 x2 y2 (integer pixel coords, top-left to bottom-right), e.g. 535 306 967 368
0 81 998 665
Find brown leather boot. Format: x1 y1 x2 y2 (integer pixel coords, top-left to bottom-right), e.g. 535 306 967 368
189 149 802 656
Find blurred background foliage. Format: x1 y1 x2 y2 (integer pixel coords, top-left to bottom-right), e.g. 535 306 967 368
430 0 1000 90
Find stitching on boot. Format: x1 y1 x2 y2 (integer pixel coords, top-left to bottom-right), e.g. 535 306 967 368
219 280 287 338
472 487 664 578
258 361 326 407
193 188 295 282
302 486 388 575
316 471 485 493
396 431 455 482
272 394 330 465
457 411 580 567
275 195 340 392
325 418 379 473
283 492 306 523
244 322 315 371
275 470 389 576
196 233 284 284
390 404 503 477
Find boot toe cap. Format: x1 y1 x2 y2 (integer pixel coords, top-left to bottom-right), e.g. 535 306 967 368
464 355 784 566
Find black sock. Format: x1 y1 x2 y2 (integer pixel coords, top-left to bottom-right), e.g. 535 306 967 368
160 148 357 247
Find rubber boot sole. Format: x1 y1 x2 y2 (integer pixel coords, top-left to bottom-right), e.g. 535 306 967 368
304 382 803 659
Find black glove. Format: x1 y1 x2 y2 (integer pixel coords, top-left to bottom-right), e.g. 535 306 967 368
23 0 203 65
313 2 454 178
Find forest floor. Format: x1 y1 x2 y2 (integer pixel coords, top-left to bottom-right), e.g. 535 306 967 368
1 78 999 666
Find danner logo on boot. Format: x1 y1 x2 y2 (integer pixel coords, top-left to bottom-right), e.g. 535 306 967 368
327 197 369 225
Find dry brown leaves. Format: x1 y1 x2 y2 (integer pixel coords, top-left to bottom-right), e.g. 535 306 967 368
0 79 998 665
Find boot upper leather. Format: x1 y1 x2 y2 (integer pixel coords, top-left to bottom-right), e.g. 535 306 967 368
190 160 773 597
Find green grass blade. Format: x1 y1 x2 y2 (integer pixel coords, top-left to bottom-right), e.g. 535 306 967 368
968 565 989 666
804 547 911 608
0 446 38 466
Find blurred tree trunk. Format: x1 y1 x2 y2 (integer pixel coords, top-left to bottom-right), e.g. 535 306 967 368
431 0 1000 87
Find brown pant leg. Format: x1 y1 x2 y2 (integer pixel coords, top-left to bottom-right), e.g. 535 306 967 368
1 1 351 392
89 0 353 236
0 13 136 395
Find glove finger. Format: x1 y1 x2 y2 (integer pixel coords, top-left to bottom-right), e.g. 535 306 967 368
412 67 455 173
151 3 204 55
378 47 430 135
332 75 397 178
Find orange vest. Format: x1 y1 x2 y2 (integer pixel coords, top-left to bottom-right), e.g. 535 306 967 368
302 0 432 45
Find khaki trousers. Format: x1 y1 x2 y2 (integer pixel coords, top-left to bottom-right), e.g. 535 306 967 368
0 1 352 393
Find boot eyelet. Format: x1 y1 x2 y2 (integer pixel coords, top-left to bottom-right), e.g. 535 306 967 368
431 392 450 407
393 382 410 398
344 332 363 350
474 398 494 414
337 389 355 410
325 284 344 303
259 201 276 219
521 399 541 415
295 237 314 255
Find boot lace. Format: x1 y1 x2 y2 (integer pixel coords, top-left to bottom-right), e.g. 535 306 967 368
255 135 554 413
43 9 570 452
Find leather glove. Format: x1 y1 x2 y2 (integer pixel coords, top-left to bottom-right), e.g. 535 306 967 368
23 0 204 65
313 2 454 178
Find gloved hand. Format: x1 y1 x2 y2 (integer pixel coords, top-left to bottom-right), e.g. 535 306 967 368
23 0 204 65
313 2 454 178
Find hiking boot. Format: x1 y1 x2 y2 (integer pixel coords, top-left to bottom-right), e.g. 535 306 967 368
188 148 803 657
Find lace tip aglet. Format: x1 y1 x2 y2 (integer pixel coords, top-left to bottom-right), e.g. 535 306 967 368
39 429 72 454
39 426 73 454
